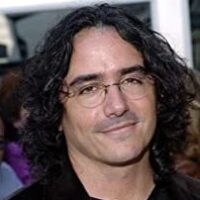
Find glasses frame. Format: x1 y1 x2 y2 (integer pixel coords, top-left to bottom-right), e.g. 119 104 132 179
60 72 154 108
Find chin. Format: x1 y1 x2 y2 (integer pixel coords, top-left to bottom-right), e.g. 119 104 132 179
102 146 149 167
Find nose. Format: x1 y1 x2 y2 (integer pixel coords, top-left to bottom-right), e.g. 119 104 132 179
103 85 128 118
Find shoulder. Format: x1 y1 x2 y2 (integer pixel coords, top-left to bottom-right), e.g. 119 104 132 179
169 172 200 200
172 172 200 190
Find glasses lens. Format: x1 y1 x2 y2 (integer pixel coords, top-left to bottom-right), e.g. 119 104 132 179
76 85 105 108
121 81 146 100
70 75 151 108
120 74 151 100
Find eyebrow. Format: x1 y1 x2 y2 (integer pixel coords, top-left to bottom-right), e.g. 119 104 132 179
68 65 145 87
68 73 102 87
120 65 145 76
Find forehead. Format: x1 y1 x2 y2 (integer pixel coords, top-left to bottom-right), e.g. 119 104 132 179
66 27 143 82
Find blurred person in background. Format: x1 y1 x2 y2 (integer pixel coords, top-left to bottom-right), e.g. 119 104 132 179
0 112 23 200
173 70 200 179
0 66 31 186
7 4 200 200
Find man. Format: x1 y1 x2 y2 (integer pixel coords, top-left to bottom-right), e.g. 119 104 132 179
8 4 200 200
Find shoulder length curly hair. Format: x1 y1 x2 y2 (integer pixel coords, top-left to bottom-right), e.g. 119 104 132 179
20 4 196 184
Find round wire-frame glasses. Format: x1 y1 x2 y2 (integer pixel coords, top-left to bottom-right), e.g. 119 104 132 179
60 74 153 108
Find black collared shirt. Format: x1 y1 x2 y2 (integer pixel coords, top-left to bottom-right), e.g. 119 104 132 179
8 159 200 200
90 184 170 200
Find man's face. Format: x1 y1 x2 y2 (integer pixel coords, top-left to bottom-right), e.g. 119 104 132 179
60 27 156 166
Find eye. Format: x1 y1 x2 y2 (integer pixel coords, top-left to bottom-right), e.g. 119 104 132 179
122 76 143 85
78 84 100 95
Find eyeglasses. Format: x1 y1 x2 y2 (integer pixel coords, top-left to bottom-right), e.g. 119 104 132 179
60 73 153 108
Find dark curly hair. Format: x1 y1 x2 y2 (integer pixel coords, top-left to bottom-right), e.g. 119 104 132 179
20 4 196 184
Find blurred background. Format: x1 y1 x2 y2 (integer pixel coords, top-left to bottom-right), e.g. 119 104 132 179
0 0 199 70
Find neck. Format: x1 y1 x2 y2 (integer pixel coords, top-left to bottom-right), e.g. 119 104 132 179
69 151 155 200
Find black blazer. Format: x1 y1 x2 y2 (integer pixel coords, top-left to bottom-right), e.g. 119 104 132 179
7 161 200 200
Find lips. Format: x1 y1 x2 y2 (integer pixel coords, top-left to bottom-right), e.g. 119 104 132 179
100 122 138 134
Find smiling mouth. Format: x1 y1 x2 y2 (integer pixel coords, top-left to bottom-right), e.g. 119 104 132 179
101 122 138 134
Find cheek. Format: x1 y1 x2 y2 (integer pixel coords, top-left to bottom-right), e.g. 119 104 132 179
62 101 99 134
141 88 156 118
143 99 156 120
132 93 156 116
142 97 157 139
144 96 156 125
131 93 156 133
